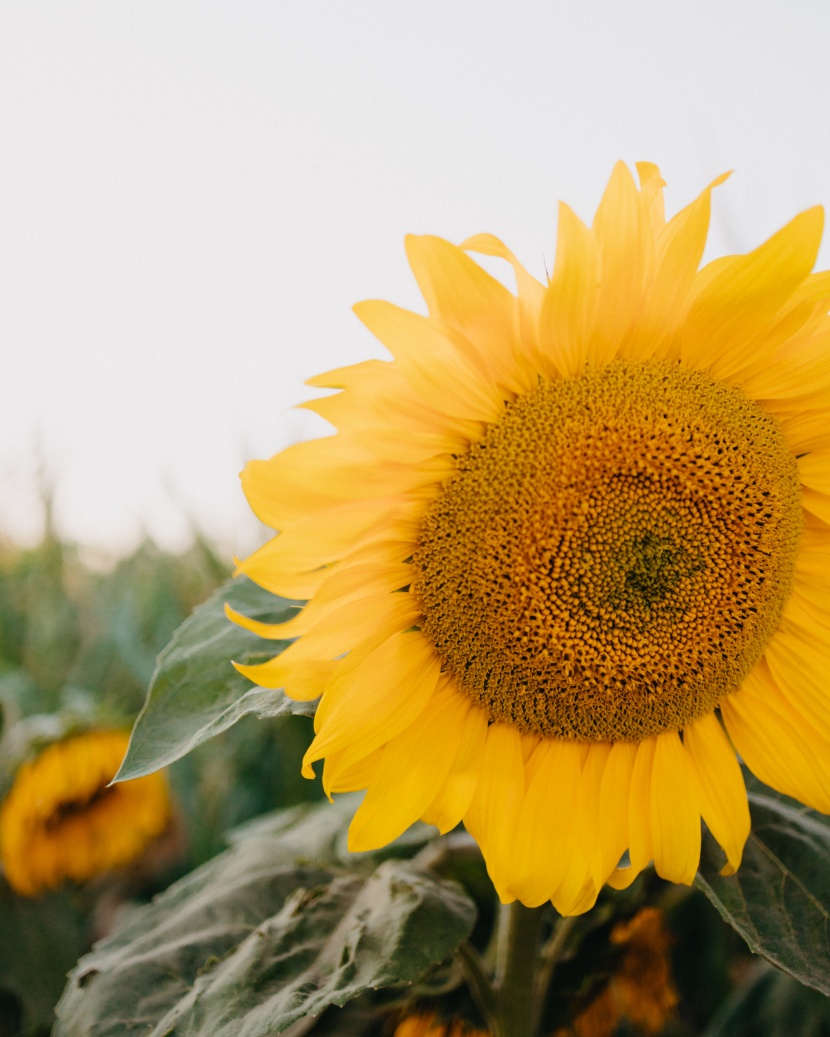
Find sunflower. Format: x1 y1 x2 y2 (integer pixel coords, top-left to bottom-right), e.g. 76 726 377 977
557 907 678 1037
0 730 171 896
393 1013 490 1037
231 162 830 915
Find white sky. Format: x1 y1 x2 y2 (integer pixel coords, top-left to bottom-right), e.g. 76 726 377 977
2 1 829 557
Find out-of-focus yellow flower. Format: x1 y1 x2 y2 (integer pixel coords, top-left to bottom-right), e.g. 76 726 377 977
393 1012 490 1037
558 907 678 1037
0 730 170 896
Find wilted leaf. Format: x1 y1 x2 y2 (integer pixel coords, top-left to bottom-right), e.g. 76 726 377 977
54 798 474 1037
116 576 312 781
696 790 830 996
225 795 434 872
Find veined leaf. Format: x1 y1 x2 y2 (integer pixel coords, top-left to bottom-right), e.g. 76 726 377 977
115 576 311 781
701 964 830 1037
696 790 830 996
54 797 475 1037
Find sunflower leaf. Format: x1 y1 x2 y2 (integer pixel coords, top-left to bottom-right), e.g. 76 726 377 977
696 790 830 995
115 575 311 782
701 964 830 1037
53 798 475 1037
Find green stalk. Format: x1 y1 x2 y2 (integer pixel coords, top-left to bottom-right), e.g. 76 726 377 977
458 899 577 1036
532 915 577 1033
492 901 545 1037
457 940 499 1025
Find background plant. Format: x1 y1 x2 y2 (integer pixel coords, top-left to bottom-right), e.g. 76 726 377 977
0 518 320 1036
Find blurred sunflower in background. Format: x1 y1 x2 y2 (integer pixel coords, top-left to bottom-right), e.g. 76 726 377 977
0 729 170 897
393 1013 490 1037
557 907 678 1037
231 161 830 915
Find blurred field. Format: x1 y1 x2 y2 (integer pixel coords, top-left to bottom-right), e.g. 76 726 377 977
0 518 321 1035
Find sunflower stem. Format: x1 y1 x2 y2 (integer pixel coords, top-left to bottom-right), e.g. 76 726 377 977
456 940 499 1026
532 915 577 1033
492 901 545 1037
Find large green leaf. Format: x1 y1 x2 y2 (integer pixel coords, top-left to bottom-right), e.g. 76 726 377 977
702 965 830 1037
116 576 312 781
54 798 475 1037
696 790 830 996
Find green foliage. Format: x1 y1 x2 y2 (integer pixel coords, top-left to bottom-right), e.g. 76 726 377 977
53 798 476 1037
169 711 321 868
702 966 830 1037
0 530 312 1034
0 532 82 713
697 790 830 996
0 877 86 1035
115 575 313 783
0 533 230 728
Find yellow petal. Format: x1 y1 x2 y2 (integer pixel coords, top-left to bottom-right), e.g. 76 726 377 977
237 496 424 597
463 723 525 902
539 203 598 378
679 206 824 377
630 175 726 359
234 540 326 599
650 730 701 885
551 751 602 914
597 740 636 883
683 712 749 874
591 161 647 365
323 747 383 795
789 573 830 627
776 408 830 454
232 583 418 699
233 591 419 692
404 234 526 395
635 161 667 235
609 738 655 889
280 660 337 701
575 742 612 886
798 450 830 524
510 739 585 907
422 698 488 834
800 449 830 493
304 359 477 456
554 873 601 917
303 631 440 780
241 439 448 531
232 559 413 643
225 602 302 640
461 232 549 390
765 627 830 735
348 684 469 851
354 299 507 423
739 325 830 401
461 232 546 309
722 671 830 813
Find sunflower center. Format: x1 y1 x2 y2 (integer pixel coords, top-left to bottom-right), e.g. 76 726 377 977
412 360 802 741
44 785 116 830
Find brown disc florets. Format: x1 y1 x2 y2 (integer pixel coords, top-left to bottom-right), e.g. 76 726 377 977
412 360 802 741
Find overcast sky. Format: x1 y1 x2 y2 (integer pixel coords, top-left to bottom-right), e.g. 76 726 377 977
2 2 829 557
